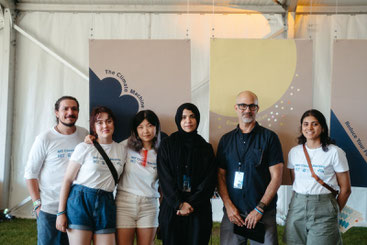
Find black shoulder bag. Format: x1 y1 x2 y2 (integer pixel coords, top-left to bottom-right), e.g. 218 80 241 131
93 140 118 186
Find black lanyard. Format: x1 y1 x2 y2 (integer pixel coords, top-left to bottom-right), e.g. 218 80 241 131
235 130 252 171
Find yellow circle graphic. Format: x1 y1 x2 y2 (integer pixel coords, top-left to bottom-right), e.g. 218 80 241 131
210 39 297 116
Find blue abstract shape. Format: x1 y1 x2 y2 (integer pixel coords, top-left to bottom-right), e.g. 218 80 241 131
330 110 367 187
90 68 139 142
339 219 349 229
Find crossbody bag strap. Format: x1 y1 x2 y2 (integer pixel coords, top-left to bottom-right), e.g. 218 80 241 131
302 144 339 197
93 140 118 186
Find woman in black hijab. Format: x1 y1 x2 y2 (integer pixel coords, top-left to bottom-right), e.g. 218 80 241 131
157 103 217 245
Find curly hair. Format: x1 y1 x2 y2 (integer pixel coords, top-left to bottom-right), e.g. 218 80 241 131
128 110 161 153
297 109 335 152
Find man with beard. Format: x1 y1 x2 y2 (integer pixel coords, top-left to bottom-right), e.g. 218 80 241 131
217 91 284 245
25 96 88 245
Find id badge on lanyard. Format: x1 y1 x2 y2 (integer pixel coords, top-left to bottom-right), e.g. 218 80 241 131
233 162 244 189
183 174 191 192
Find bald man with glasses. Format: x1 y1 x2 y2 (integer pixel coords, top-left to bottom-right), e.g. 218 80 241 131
217 91 284 245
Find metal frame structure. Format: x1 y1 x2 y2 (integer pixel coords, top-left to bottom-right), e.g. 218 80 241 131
0 4 15 209
1 0 367 210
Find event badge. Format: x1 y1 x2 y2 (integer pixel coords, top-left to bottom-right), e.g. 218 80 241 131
234 171 244 189
183 175 191 192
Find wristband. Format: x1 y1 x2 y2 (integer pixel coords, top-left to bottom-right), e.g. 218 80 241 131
33 199 41 207
57 211 66 216
32 204 41 216
254 207 264 215
32 204 41 213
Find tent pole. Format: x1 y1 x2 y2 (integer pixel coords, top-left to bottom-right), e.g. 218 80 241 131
0 6 16 209
13 24 89 81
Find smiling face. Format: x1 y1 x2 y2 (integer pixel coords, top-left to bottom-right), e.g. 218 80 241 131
180 109 197 133
235 91 259 124
55 99 79 127
95 112 114 140
302 115 322 142
137 119 156 146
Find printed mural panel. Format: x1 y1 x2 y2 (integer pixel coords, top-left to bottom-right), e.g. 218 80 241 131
331 40 367 187
210 39 313 184
90 40 191 142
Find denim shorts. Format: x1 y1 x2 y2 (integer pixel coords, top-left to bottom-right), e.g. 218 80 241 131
66 184 116 234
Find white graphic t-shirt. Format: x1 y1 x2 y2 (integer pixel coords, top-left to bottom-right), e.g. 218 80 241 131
288 144 349 195
24 126 89 214
117 140 159 198
71 142 126 192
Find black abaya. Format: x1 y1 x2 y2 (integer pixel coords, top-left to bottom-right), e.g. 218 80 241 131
157 103 217 245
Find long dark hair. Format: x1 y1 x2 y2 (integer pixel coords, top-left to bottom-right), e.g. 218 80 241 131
90 106 116 138
297 109 334 152
128 110 161 153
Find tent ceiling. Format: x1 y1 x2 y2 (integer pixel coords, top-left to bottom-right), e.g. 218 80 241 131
12 0 367 6
1 0 367 14
13 0 282 5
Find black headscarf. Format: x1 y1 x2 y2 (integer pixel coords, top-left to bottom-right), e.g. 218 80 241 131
175 103 200 132
174 103 205 148
171 103 205 177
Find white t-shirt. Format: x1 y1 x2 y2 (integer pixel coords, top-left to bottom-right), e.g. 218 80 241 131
288 144 349 195
117 140 159 198
24 126 89 214
71 142 126 192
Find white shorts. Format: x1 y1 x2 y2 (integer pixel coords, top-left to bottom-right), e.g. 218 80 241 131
116 191 159 228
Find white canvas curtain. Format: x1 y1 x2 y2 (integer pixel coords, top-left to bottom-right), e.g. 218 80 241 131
2 10 367 225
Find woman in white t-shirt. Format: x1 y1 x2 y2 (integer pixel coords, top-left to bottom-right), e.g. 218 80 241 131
284 109 351 245
116 110 161 245
56 106 126 245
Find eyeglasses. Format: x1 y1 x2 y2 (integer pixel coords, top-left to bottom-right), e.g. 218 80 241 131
236 103 258 111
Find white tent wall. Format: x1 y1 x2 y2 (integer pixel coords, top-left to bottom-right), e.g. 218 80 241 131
9 11 284 218
5 9 367 226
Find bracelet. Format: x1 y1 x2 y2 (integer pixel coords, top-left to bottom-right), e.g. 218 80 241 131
254 207 264 215
32 204 41 215
178 203 183 210
257 201 266 211
57 211 66 216
33 205 41 211
33 199 41 207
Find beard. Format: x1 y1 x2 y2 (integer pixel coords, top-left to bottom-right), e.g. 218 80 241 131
241 113 255 123
60 120 76 127
59 116 77 127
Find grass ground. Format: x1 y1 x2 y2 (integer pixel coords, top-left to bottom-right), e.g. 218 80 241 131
0 219 366 245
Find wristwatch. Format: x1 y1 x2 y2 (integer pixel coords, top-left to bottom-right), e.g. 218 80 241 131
257 201 266 211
